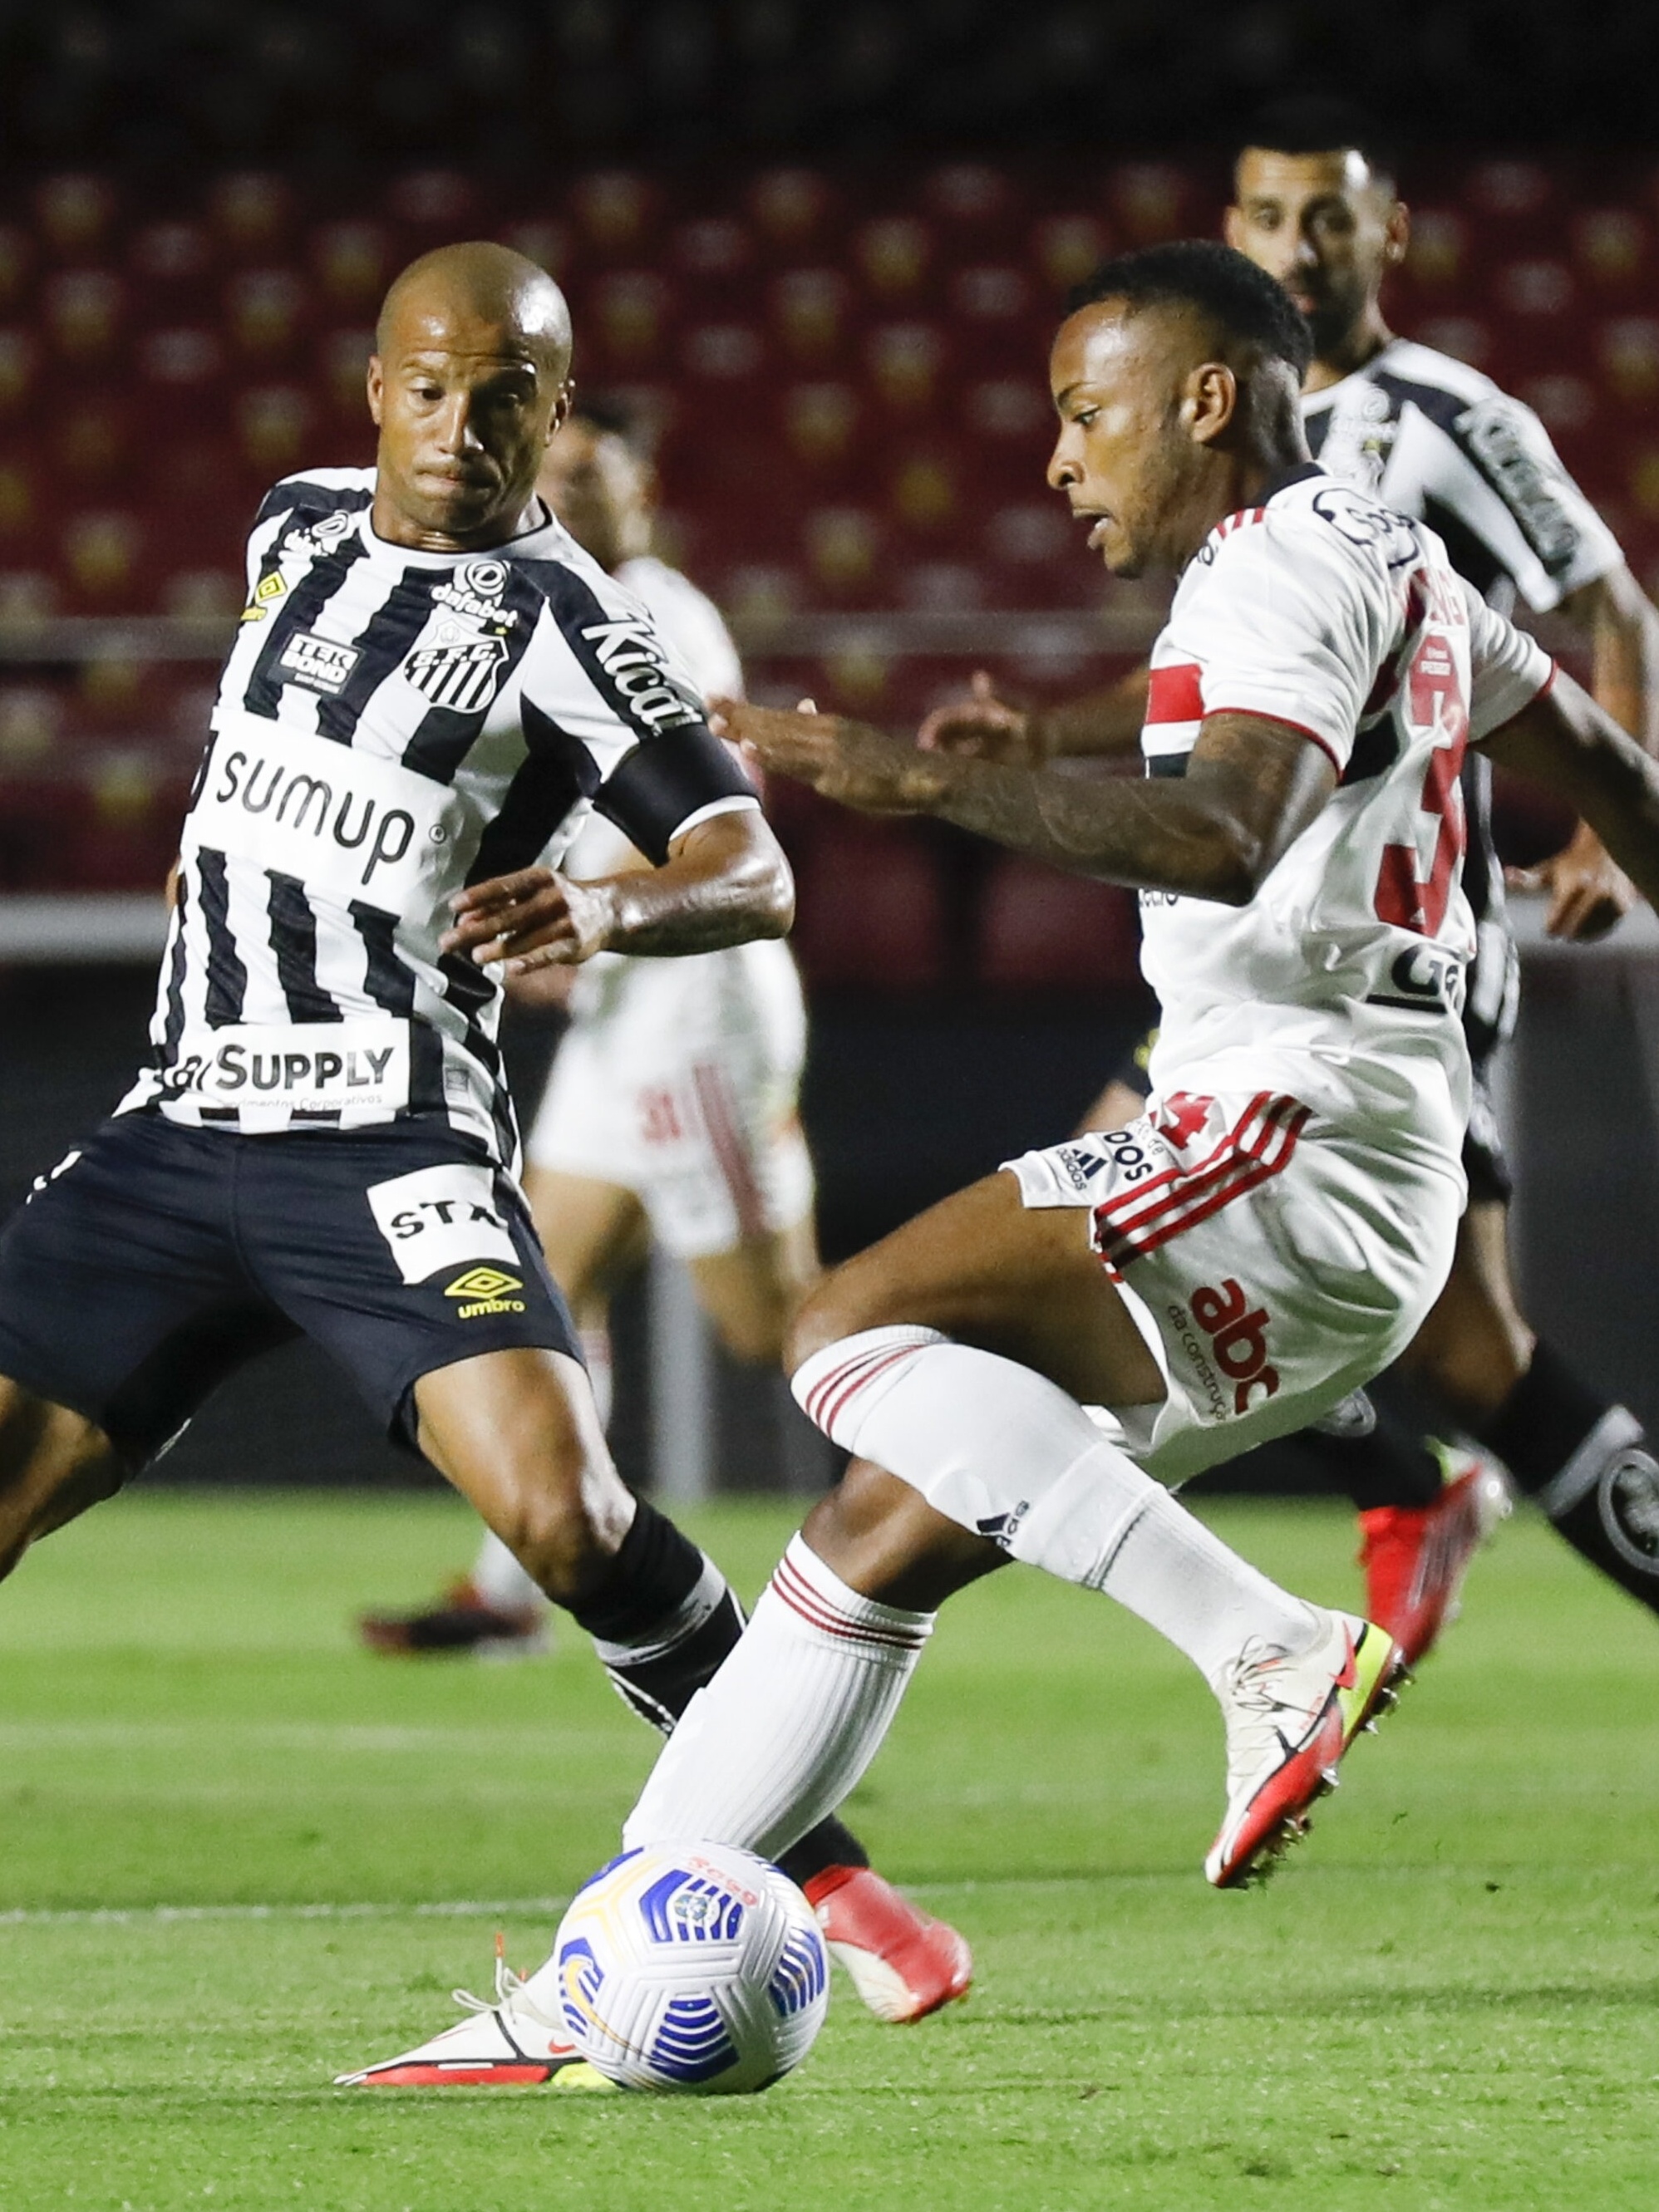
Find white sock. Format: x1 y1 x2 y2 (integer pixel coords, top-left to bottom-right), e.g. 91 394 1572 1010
471 1528 549 1615
615 1534 932 1860
580 1325 613 1433
794 1328 1317 1686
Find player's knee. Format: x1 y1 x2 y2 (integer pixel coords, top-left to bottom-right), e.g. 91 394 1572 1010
497 1472 631 1610
785 1266 883 1374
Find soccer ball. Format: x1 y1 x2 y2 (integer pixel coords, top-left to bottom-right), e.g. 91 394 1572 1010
552 1841 830 2093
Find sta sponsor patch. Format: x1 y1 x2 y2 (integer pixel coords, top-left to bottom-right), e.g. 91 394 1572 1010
366 1163 521 1285
445 1265 528 1319
278 629 362 696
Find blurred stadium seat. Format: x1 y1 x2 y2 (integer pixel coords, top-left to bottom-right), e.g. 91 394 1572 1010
1 152 1653 977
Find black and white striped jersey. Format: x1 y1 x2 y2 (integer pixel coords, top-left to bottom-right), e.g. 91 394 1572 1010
120 466 758 1164
1304 340 1624 1064
1302 337 1620 617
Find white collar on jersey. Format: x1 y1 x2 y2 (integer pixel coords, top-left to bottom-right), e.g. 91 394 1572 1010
354 494 569 569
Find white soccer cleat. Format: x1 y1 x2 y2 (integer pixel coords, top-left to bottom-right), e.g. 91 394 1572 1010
335 1943 613 2091
1206 1607 1405 1890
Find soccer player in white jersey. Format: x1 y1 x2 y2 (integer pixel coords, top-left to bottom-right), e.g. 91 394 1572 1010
473 240 1659 1952
361 397 823 1665
923 103 1659 1661
0 243 971 2077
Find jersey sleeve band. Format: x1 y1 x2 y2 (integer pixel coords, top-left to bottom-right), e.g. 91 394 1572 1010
594 722 760 863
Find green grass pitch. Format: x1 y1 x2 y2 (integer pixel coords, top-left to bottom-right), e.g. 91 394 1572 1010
2 1488 1659 2211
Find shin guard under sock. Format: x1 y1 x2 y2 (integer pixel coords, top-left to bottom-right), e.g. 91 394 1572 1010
572 1499 872 1878
1478 1339 1659 1614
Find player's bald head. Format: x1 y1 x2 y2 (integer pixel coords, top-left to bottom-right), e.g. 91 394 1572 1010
376 242 573 379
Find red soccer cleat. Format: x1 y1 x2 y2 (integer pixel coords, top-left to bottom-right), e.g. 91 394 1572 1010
801 1865 972 2023
1357 1458 1511 1666
357 1579 550 1659
336 1944 612 2091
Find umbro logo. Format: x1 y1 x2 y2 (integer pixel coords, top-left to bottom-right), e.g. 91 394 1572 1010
446 1267 522 1300
444 1265 528 1320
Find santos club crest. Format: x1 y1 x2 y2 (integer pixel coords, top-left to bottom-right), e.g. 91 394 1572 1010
405 622 510 713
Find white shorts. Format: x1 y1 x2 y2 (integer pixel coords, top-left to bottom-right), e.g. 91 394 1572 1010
524 938 815 1261
1003 1088 1463 1487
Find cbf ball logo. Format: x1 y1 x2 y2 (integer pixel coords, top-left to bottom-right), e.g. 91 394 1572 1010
639 1867 747 1945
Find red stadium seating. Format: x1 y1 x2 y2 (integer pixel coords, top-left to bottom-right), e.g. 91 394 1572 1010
1 153 1654 971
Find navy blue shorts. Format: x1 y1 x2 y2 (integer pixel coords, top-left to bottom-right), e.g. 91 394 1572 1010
0 1112 580 1466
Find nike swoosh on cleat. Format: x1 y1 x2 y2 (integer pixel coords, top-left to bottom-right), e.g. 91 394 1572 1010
1335 1633 1359 1691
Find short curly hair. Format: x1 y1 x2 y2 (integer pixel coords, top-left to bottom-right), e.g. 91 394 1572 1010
1066 240 1313 381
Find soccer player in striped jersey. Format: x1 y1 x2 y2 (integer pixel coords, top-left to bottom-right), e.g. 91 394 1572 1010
0 243 969 2075
921 102 1659 1659
360 396 824 1667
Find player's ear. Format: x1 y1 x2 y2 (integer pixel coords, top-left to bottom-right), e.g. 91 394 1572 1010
1383 199 1410 270
548 380 574 445
1185 361 1238 446
366 355 385 427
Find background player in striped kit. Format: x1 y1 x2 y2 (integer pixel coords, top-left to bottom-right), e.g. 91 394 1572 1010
0 243 970 2067
920 100 1659 1658
362 396 823 1662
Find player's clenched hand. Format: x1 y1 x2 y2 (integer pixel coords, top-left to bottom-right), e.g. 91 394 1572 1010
442 866 616 973
709 698 944 815
916 671 1044 763
1506 819 1636 941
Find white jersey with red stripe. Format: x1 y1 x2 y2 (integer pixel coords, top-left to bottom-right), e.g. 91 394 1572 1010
1138 462 1551 1181
1000 464 1552 1482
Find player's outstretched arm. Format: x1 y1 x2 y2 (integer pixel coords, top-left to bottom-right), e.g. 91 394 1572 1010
1479 668 1659 916
720 697 1334 905
442 809 794 976
916 667 1151 764
1504 566 1659 937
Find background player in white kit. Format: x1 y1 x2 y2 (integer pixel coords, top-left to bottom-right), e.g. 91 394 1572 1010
922 101 1659 1660
362 397 819 1657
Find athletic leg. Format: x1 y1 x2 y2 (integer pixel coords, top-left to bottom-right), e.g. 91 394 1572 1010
1405 1198 1659 1616
0 1376 126 1582
621 1158 1404 1886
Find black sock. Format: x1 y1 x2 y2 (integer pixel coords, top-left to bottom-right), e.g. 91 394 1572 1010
1477 1339 1659 1615
1201 1375 1444 1512
1310 1374 1446 1512
570 1499 870 1884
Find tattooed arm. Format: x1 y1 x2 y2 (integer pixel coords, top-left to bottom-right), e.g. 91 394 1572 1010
719 699 1333 907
